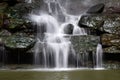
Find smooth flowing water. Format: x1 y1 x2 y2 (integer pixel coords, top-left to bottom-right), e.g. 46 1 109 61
96 44 103 68
28 0 103 69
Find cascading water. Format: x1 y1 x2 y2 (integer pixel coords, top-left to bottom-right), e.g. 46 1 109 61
95 44 103 68
30 14 72 68
29 0 103 69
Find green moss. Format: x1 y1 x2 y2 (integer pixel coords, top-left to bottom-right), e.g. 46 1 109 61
70 35 100 54
5 33 35 52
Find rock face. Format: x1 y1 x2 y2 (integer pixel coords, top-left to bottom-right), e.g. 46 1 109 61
70 35 100 54
4 33 35 52
103 18 120 35
0 0 120 65
78 13 120 54
103 46 120 53
87 3 105 14
79 15 104 31
101 34 120 46
79 14 120 35
0 29 11 37
101 34 120 53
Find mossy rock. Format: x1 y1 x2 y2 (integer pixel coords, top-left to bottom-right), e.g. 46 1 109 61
3 5 33 33
0 29 11 44
102 14 120 34
103 46 120 53
79 14 120 35
78 14 104 31
5 33 35 52
70 35 100 54
0 29 11 36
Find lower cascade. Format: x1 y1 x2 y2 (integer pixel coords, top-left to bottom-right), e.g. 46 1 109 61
28 0 103 69
30 13 103 69
30 14 81 68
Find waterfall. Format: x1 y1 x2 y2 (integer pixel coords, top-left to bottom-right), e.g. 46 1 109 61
30 14 72 68
29 0 103 69
95 44 103 68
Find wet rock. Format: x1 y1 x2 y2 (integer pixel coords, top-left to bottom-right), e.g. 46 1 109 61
87 3 105 14
0 30 11 55
104 61 120 69
0 39 4 62
3 18 26 33
78 15 104 31
70 35 100 54
9 0 47 15
2 7 34 33
0 29 11 36
63 24 74 34
103 46 120 53
101 34 120 46
79 14 120 34
4 33 35 52
103 17 120 34
1 5 28 32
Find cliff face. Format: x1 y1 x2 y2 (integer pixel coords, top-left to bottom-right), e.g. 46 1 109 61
0 0 120 68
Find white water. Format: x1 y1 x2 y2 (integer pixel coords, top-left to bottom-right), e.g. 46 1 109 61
30 14 72 68
96 44 103 68
29 0 103 69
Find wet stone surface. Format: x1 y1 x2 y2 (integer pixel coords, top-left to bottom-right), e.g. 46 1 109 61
4 33 35 52
70 35 100 54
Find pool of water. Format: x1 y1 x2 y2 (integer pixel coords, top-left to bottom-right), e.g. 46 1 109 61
0 69 120 80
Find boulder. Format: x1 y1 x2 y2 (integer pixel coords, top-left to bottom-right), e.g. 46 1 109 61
70 35 100 54
87 3 105 14
78 15 104 31
4 33 35 52
101 34 120 46
63 24 74 34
